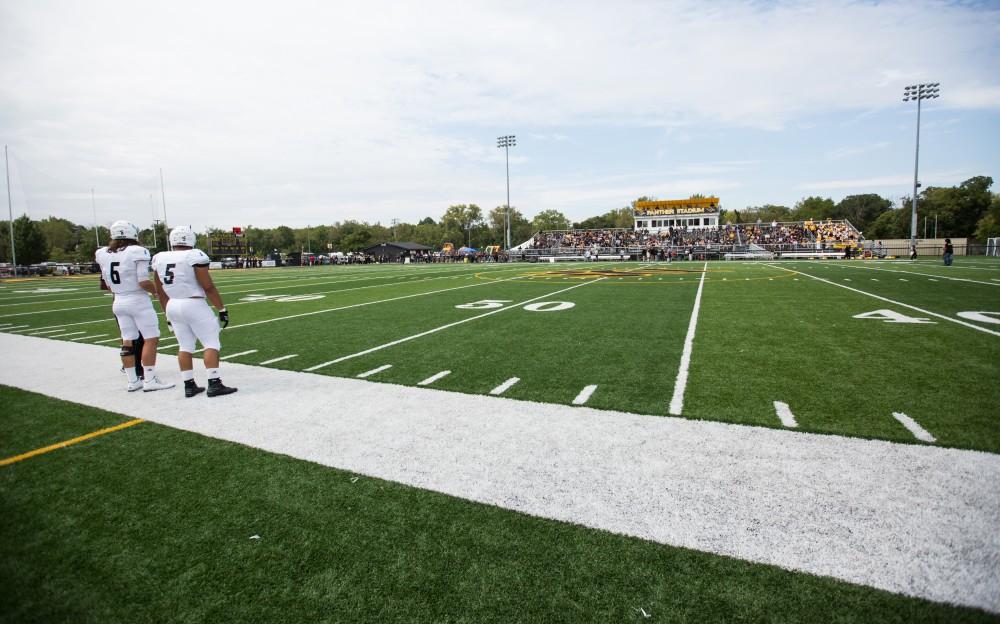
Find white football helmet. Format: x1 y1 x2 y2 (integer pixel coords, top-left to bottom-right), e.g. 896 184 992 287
110 220 139 240
169 225 197 248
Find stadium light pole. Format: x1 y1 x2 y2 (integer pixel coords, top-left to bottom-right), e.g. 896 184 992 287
497 135 516 249
902 82 939 251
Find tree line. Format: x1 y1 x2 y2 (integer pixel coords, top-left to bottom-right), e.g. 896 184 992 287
1 175 996 264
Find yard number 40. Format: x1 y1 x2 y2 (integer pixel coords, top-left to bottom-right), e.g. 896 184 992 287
455 299 576 312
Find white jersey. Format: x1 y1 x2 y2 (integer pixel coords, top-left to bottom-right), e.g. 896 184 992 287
95 245 152 299
151 248 212 299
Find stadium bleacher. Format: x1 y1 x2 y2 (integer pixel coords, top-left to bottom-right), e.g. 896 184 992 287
513 220 864 261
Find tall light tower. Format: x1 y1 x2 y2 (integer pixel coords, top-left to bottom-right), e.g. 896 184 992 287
902 83 940 250
497 134 516 249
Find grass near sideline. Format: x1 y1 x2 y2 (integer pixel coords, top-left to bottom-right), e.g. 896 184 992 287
1 386 997 623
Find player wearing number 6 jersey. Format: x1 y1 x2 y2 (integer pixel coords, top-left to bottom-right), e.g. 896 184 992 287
152 226 237 397
95 220 174 392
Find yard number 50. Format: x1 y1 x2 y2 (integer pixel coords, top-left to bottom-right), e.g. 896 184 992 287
456 299 576 312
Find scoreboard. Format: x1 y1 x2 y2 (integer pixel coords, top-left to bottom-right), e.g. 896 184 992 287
209 236 245 256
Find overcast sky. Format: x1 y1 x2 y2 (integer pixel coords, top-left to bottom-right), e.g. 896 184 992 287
2 0 999 232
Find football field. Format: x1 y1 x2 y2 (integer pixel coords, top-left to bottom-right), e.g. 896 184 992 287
2 259 1000 622
1 258 998 451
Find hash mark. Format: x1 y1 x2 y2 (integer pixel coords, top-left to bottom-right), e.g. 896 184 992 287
221 349 258 360
573 384 598 405
418 370 451 386
259 354 299 365
490 377 520 395
774 401 798 428
892 412 936 443
357 364 392 378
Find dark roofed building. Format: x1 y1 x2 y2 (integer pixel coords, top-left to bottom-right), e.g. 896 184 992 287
362 241 433 260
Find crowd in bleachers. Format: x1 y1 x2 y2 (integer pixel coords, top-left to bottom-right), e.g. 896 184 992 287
523 220 860 251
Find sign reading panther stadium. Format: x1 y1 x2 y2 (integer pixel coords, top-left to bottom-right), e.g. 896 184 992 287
633 197 719 217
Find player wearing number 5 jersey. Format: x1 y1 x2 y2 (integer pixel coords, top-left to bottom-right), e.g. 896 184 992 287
152 226 237 397
95 220 174 392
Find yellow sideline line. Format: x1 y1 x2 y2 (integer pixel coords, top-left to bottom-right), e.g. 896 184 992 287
0 419 145 467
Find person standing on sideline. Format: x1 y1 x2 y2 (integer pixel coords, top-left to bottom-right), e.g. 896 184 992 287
95 221 174 392
943 238 954 266
151 226 237 397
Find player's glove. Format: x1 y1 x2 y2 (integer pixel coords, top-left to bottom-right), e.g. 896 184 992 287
219 309 229 328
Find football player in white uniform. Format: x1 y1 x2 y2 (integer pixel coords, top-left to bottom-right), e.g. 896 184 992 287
152 226 237 398
96 220 175 392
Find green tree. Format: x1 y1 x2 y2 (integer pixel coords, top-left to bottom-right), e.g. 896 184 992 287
0 215 51 264
835 194 892 233
489 205 531 246
791 196 837 221
866 205 910 240
273 225 295 252
743 204 792 224
441 204 484 246
974 194 1000 240
531 209 571 232
37 217 78 261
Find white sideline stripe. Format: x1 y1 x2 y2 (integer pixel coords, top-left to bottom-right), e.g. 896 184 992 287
94 337 122 343
490 377 520 395
357 364 392 378
70 334 106 341
304 279 604 372
766 264 1000 337
669 262 708 415
259 354 299 365
220 349 258 360
47 331 87 338
2 333 999 613
418 370 451 386
572 384 598 405
851 264 1000 287
774 401 798 428
893 412 937 443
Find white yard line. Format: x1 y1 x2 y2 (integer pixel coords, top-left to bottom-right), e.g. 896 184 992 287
357 364 392 378
774 401 798 428
766 264 1000 337
94 337 122 343
669 262 708 416
46 331 87 338
230 276 522 332
220 349 259 360
304 279 605 372
28 328 69 335
892 412 937 443
70 334 106 341
849 265 1000 286
572 384 598 405
2 332 999 613
4 324 31 331
490 377 520 395
418 370 451 386
259 354 299 365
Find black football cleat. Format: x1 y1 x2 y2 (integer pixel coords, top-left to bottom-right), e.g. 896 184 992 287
184 380 205 398
207 378 238 398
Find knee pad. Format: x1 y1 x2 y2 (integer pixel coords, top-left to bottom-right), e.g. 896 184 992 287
120 344 136 357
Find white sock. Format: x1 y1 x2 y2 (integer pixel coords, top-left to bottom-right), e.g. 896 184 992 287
125 368 138 383
207 368 220 380
181 370 195 382
143 366 155 379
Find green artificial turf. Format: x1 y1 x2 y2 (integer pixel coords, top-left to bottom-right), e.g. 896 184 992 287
2 385 997 623
2 259 999 452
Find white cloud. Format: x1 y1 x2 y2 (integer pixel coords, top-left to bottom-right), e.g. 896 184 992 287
1 0 997 229
797 169 973 191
